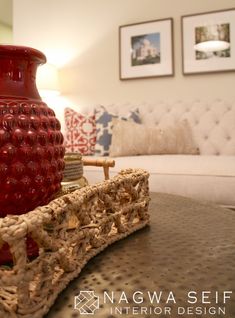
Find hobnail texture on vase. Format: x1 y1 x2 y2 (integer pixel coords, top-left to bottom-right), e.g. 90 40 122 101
0 99 65 216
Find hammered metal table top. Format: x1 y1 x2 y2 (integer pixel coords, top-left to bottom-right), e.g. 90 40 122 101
46 193 235 318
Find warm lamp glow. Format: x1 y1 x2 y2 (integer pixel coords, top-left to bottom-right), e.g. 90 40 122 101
194 40 230 53
37 63 60 97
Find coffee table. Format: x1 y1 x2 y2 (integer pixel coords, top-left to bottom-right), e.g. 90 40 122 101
46 193 235 318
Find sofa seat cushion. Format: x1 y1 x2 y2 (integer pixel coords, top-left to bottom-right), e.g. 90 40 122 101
85 155 235 177
84 155 235 207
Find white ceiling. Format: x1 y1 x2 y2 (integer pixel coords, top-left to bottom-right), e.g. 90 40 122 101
0 0 12 26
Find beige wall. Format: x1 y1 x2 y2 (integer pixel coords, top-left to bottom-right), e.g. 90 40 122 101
13 0 235 110
60 0 235 107
0 23 12 43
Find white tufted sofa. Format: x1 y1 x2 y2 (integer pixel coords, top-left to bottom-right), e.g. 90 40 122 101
81 99 235 208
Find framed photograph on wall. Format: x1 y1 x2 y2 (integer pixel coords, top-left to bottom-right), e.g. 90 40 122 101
181 8 235 75
119 18 174 80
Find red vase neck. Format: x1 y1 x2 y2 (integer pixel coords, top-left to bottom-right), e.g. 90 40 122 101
0 45 47 100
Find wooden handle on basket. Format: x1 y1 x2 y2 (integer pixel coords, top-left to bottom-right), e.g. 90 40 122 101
82 158 115 180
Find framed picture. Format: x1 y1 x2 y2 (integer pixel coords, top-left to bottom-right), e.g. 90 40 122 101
119 18 174 80
181 8 235 75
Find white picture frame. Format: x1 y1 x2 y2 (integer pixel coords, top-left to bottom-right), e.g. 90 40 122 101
119 18 174 80
181 8 235 75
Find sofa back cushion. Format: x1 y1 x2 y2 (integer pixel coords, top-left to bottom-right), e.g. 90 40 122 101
96 100 235 155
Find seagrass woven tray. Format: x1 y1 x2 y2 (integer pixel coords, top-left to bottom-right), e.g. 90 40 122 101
0 168 150 318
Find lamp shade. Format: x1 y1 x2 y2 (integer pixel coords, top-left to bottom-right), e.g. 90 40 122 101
37 63 60 96
194 40 230 53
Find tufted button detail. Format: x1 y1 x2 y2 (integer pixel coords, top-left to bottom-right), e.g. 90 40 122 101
216 151 220 156
97 100 235 156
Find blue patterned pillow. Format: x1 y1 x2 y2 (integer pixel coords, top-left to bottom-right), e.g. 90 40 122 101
95 106 141 156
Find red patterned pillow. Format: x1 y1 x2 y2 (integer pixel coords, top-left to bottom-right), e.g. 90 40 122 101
64 107 96 155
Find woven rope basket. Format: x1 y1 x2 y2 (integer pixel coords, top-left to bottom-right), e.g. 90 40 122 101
0 168 150 318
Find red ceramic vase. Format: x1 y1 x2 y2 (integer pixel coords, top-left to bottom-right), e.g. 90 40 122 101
0 45 65 264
